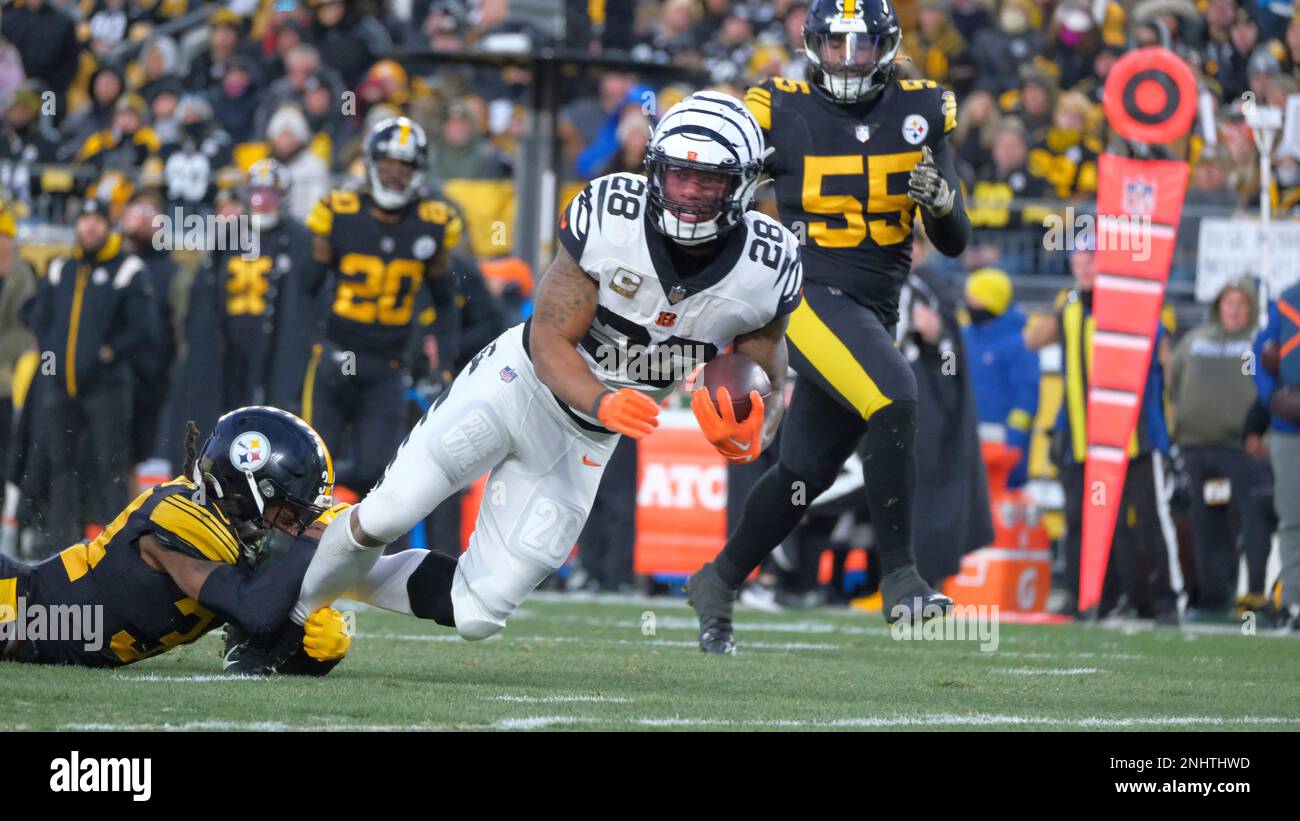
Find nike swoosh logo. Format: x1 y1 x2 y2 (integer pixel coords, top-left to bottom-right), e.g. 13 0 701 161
582 455 602 467
725 437 751 451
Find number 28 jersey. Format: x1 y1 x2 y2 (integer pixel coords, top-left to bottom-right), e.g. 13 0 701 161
534 172 802 428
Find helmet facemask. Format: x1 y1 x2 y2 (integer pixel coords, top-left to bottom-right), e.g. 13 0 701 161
805 28 899 104
646 154 747 246
366 117 428 210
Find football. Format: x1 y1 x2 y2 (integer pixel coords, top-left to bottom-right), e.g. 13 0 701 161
699 353 771 422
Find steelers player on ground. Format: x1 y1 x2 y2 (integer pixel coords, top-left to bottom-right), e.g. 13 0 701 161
302 116 463 498
210 158 316 412
287 92 802 645
0 407 351 672
687 0 972 653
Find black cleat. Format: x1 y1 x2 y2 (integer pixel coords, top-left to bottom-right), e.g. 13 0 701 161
881 566 954 625
686 562 739 655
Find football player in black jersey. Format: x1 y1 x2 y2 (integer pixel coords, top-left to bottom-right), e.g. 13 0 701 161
0 407 350 672
210 158 318 413
302 116 463 498
688 0 972 653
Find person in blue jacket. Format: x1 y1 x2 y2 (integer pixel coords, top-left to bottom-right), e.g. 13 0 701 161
1253 279 1300 624
962 268 1041 488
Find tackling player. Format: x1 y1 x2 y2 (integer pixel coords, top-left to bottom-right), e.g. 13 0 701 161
0 407 349 671
288 92 802 643
687 0 973 653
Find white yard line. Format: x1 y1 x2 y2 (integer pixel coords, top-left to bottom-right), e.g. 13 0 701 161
492 713 1300 730
112 674 266 683
492 694 632 704
993 667 1102 676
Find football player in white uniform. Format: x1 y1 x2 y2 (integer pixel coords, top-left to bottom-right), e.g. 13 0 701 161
287 91 802 642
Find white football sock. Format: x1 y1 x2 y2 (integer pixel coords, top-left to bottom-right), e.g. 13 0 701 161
292 506 385 624
344 549 428 617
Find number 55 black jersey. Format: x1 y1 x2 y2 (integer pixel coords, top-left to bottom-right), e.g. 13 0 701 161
744 76 965 327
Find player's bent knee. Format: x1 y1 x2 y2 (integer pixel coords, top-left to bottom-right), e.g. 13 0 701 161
777 457 837 500
867 398 919 438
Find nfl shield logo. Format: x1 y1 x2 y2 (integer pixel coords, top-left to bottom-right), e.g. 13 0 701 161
1123 178 1156 216
499 366 517 383
667 285 688 304
855 125 871 142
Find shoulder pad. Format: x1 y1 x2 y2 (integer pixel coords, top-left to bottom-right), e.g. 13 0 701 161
147 486 242 564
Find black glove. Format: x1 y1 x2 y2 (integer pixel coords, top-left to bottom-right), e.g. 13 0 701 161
908 145 955 217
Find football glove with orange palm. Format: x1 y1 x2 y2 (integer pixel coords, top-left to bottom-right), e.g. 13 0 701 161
692 386 765 463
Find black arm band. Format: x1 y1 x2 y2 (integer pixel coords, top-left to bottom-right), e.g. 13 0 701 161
590 390 613 420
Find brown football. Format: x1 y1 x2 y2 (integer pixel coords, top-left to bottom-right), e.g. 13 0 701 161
699 353 771 422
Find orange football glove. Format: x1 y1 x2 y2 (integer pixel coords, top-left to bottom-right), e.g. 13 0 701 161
692 386 765 463
595 388 660 439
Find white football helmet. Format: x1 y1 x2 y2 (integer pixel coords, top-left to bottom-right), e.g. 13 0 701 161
644 90 765 246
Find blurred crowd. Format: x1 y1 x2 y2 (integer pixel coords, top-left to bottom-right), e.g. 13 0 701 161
0 0 1296 623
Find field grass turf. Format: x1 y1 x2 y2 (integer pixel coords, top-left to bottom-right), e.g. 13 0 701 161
4 594 1298 731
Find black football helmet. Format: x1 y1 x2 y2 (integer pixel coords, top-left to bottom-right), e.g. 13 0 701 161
803 0 901 105
195 406 334 535
364 116 428 210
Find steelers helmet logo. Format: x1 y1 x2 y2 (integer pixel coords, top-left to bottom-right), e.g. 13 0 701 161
230 431 271 472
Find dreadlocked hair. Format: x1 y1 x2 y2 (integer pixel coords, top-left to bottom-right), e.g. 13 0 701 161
182 420 201 478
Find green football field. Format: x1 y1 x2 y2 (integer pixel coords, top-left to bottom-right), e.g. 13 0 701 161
4 594 1299 731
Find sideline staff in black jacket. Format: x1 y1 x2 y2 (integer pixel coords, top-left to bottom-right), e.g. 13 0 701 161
20 199 158 549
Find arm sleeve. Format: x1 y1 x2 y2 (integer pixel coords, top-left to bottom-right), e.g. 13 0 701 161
557 183 595 266
197 539 317 637
920 137 972 258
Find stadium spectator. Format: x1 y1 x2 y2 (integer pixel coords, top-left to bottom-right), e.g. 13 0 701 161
76 95 161 171
0 83 62 205
61 66 125 155
306 0 389 87
428 100 504 181
948 0 994 43
1169 278 1269 621
1029 91 1101 200
160 95 233 212
0 200 35 492
187 10 256 96
967 120 1052 234
962 268 1041 488
559 71 636 180
1002 66 1056 144
254 44 337 138
903 0 976 96
212 56 263 144
267 105 329 220
20 199 158 549
137 36 182 105
1042 0 1101 92
1254 277 1300 626
970 0 1045 97
953 89 1001 187
0 0 79 106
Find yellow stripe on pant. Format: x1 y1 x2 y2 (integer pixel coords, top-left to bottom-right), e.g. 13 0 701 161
786 298 893 420
0 577 17 621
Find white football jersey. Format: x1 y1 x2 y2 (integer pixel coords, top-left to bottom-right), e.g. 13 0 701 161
540 171 802 427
